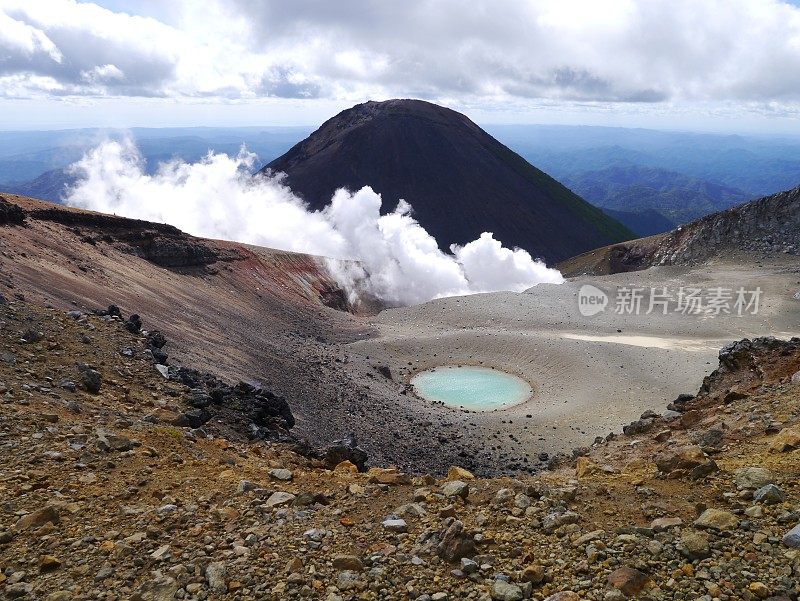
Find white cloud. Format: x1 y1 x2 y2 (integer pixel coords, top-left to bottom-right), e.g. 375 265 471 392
0 8 62 62
0 0 799 112
80 63 123 84
63 139 563 305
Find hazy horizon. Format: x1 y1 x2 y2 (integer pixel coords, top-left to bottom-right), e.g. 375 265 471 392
3 118 800 140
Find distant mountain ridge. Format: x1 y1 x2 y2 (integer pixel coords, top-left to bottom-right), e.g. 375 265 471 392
262 99 633 262
5 168 75 203
562 165 750 235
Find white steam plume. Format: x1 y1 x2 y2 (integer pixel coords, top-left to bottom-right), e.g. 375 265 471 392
63 139 563 305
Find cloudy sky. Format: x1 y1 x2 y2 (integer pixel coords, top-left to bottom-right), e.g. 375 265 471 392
2 0 800 132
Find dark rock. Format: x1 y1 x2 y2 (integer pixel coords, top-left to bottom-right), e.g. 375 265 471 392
94 304 122 319
0 197 25 225
4 583 32 598
754 484 786 505
21 328 43 343
124 314 142 333
547 453 570 471
319 283 352 312
724 389 749 403
150 346 168 364
623 418 655 436
324 435 368 471
147 330 167 349
30 206 230 268
187 388 212 409
78 365 102 394
170 367 298 443
695 429 724 452
173 409 210 429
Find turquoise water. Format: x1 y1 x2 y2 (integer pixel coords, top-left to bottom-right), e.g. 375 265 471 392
411 366 531 411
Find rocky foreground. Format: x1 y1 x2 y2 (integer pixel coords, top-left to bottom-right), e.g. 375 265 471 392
1 299 800 600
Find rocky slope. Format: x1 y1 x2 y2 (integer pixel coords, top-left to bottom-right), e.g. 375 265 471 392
2 298 800 600
559 186 800 277
263 99 633 263
2 194 562 475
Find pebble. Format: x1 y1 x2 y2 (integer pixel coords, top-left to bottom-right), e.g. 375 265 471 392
269 468 293 481
382 518 408 533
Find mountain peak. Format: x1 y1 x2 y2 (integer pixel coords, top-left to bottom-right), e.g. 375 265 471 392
263 100 633 262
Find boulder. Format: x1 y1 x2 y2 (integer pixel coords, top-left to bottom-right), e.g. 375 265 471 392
172 409 209 429
769 427 800 452
441 480 469 499
323 435 368 471
367 467 411 485
205 562 227 594
264 492 295 508
735 467 775 490
14 506 60 531
694 508 739 531
654 446 718 479
575 456 600 478
607 567 653 597
697 428 724 451
79 367 102 394
783 524 800 548
96 431 134 452
492 580 523 601
446 466 475 481
521 564 546 584
623 418 654 436
493 488 514 505
542 511 580 533
679 530 710 560
753 484 785 505
334 460 359 474
130 572 179 601
147 330 167 349
124 314 142 333
436 520 476 562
